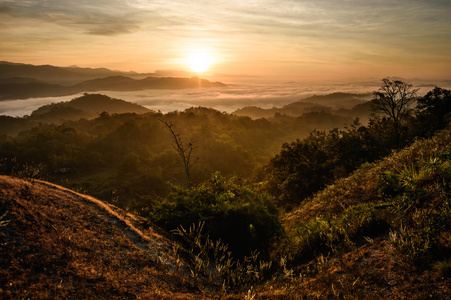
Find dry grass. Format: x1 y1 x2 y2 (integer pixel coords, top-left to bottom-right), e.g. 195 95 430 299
252 236 451 299
270 128 451 299
0 175 205 299
2 128 451 299
283 128 451 229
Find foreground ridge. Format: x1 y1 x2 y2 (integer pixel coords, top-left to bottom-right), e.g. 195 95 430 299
0 175 202 299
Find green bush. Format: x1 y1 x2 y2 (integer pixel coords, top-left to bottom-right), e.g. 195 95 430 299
149 172 283 258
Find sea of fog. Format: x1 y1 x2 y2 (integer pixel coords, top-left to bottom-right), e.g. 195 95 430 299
0 79 447 117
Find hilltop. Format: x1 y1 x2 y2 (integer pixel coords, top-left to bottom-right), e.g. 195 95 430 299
30 93 151 122
0 175 206 299
0 61 136 84
0 93 153 135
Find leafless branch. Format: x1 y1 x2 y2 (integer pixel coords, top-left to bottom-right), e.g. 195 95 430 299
160 119 198 187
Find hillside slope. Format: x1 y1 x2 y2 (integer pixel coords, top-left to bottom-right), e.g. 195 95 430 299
2 127 451 299
0 176 206 299
262 128 451 299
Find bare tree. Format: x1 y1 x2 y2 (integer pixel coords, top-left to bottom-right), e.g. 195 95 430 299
372 78 419 144
160 120 198 187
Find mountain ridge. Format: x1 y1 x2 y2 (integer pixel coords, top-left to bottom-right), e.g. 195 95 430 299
233 92 373 119
0 61 148 84
0 62 226 100
0 175 200 299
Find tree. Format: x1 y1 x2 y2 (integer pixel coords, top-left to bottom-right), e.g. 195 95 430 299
416 87 451 135
372 78 419 145
267 130 333 205
160 120 198 187
149 172 282 258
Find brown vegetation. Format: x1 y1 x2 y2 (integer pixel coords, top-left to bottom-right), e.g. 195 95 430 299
0 175 208 299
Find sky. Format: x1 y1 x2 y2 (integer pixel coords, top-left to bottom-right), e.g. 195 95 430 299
1 0 451 81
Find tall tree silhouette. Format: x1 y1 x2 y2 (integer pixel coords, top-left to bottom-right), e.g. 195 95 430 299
372 78 418 145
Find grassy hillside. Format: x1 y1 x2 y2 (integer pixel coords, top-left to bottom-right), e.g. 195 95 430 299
0 175 206 299
259 127 451 298
1 129 450 299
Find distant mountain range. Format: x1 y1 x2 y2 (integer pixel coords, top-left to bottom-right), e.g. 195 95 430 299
0 61 146 84
0 62 225 100
232 92 373 119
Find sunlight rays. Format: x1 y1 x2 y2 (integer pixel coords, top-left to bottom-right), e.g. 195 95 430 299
185 49 215 73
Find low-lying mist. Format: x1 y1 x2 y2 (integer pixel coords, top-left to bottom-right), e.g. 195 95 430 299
0 78 446 117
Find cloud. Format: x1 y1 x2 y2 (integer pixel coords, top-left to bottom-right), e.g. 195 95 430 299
0 4 11 14
0 0 149 36
43 13 142 36
1 0 450 78
3 0 450 42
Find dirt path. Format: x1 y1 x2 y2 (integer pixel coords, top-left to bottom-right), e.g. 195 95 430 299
33 180 188 274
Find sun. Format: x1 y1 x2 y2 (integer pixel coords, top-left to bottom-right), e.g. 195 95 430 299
186 50 213 73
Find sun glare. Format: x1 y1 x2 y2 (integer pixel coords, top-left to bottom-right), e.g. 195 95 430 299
186 50 213 73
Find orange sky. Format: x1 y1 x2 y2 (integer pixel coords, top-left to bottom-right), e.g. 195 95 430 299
1 0 450 81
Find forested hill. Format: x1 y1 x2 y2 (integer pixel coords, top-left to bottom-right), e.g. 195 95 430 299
0 100 354 205
233 92 373 119
0 94 154 135
1 107 451 299
30 93 151 122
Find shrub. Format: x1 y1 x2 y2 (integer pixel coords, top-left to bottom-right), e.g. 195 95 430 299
390 226 435 268
149 172 283 258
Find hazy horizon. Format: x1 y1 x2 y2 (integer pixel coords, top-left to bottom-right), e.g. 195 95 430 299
1 1 450 81
1 77 449 117
1 1 450 116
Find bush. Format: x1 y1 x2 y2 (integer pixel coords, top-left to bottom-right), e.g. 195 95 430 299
149 172 283 258
265 122 383 206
